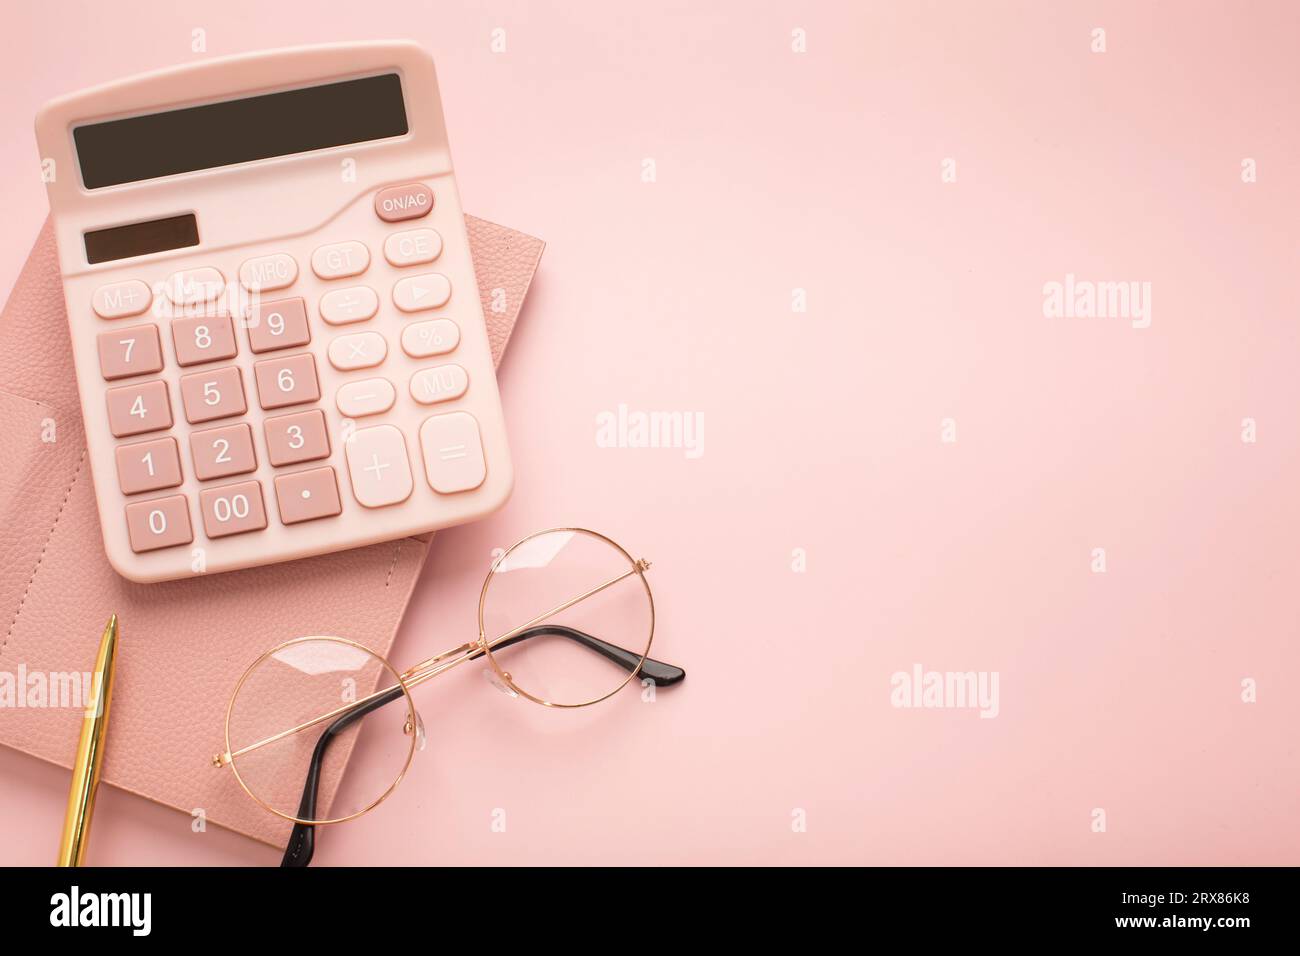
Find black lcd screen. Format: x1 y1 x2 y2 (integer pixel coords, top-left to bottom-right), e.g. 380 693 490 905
74 73 407 189
84 214 200 264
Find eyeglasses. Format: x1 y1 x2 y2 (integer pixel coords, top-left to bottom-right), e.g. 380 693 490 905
211 528 686 865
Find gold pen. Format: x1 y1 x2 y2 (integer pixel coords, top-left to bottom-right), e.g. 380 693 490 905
56 613 119 867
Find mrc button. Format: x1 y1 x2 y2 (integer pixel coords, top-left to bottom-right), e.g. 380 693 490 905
374 183 434 222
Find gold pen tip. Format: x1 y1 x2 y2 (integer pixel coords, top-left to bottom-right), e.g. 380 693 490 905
101 614 118 649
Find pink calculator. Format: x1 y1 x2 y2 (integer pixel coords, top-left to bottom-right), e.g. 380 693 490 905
35 42 513 583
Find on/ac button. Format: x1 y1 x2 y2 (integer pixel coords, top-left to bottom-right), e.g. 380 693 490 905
374 183 434 222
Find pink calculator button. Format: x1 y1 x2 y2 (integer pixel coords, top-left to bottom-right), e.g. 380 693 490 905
383 228 442 266
409 364 468 405
344 424 413 508
336 378 396 417
246 297 311 353
274 467 343 524
254 353 320 409
311 241 370 279
264 409 331 466
179 366 246 424
374 183 434 222
419 412 487 493
97 324 163 380
106 380 172 437
190 423 257 480
319 286 379 325
161 267 225 305
400 319 459 358
124 495 192 553
171 314 238 366
393 274 452 312
92 280 151 319
238 253 298 292
115 437 183 495
328 331 387 371
199 480 268 538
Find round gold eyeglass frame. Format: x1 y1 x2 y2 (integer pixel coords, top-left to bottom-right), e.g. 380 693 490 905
216 527 656 826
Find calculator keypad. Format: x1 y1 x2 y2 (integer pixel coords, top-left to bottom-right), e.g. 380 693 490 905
88 180 501 575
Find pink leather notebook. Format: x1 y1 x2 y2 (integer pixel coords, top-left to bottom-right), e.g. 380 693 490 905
0 214 542 846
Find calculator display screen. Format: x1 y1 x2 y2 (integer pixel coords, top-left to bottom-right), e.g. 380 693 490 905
73 73 408 189
84 213 200 264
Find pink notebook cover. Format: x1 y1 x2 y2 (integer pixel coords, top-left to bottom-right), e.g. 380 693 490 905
0 214 543 847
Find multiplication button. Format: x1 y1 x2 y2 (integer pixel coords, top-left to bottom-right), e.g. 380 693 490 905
328 331 387 371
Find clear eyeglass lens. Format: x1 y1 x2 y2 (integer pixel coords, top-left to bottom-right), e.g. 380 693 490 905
226 637 415 824
480 530 653 706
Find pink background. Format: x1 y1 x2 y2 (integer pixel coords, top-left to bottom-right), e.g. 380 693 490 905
2 1 1298 865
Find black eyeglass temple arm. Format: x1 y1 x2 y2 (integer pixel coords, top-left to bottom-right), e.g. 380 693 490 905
466 624 685 686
